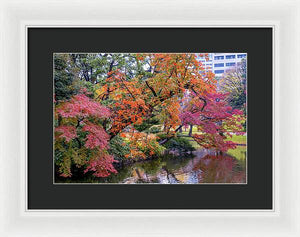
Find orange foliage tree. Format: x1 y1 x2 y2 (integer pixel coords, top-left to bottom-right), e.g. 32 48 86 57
97 53 216 139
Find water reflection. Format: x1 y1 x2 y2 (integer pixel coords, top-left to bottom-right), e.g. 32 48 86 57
101 148 246 184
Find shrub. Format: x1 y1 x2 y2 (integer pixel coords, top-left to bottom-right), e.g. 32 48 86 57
158 134 195 152
148 125 162 134
108 135 131 162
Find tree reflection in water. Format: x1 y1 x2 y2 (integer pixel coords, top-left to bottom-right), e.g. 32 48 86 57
194 154 246 183
119 151 246 184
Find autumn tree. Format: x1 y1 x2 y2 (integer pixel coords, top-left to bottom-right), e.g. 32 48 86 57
55 93 117 178
97 53 216 138
180 91 245 152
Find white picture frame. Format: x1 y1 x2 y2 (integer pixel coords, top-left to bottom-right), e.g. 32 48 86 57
0 0 299 236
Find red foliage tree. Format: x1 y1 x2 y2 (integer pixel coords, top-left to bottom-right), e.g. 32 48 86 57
180 92 245 152
55 94 117 177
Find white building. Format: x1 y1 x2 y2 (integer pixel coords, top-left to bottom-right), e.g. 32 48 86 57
199 53 247 78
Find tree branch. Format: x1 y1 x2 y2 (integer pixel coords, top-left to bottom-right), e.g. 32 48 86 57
190 86 207 111
145 81 157 97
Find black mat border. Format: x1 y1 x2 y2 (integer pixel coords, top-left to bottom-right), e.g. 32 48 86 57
28 28 272 209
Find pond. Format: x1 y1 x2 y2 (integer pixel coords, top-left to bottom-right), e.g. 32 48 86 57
93 146 247 184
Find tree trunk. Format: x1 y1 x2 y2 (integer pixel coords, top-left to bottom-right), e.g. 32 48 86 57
188 124 193 137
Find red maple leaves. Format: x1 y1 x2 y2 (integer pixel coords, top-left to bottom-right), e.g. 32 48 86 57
55 94 117 177
84 152 117 177
82 124 110 149
55 125 77 142
56 94 111 119
180 92 245 152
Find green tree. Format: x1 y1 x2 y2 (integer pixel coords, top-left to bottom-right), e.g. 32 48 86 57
219 59 246 111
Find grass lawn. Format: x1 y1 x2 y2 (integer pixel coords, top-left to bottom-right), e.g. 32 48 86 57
169 126 246 144
227 146 246 160
179 131 246 144
177 132 246 151
226 134 246 144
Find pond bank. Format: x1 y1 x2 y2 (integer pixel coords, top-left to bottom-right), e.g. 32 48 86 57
56 145 246 184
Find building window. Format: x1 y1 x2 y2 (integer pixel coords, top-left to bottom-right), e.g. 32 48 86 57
214 70 224 74
237 54 247 58
226 55 235 59
214 56 224 60
226 62 236 66
214 63 224 67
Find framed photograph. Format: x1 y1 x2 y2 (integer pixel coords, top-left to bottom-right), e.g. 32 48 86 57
28 28 269 209
1 0 299 236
